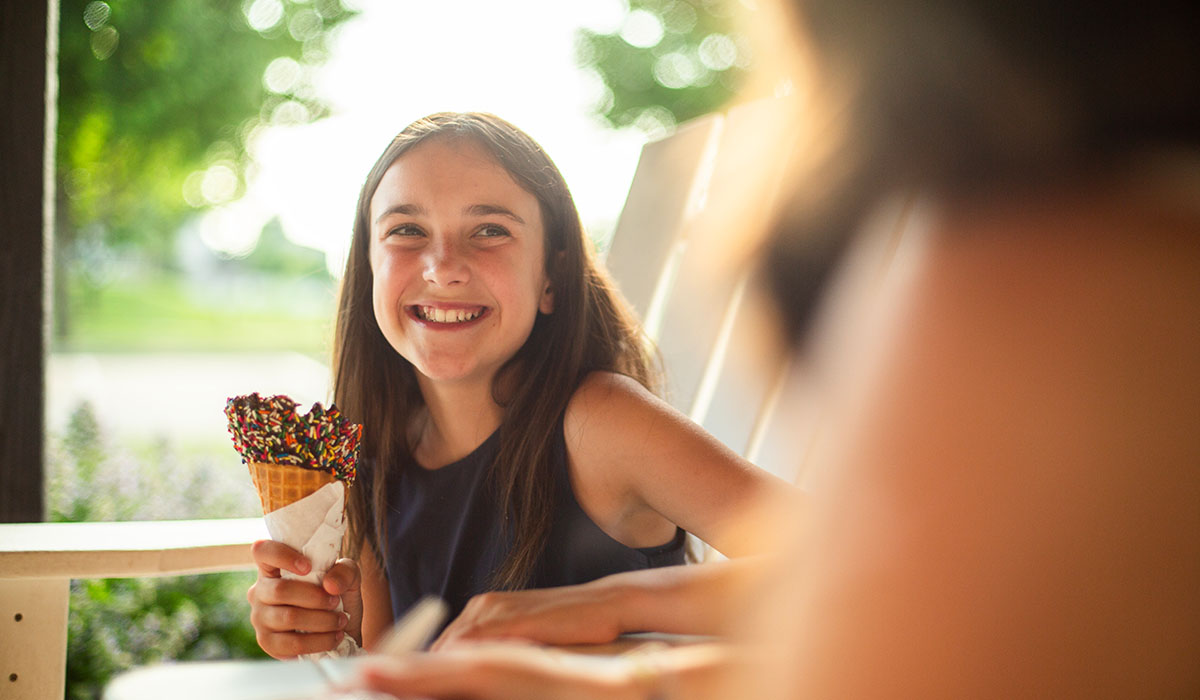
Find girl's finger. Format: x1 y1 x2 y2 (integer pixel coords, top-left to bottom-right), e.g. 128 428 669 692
258 630 345 660
259 605 348 634
321 558 361 596
251 539 311 577
253 577 341 610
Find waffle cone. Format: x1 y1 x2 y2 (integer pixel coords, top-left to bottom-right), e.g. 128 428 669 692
248 461 338 514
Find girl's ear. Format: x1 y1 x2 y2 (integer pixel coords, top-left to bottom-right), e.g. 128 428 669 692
539 250 563 315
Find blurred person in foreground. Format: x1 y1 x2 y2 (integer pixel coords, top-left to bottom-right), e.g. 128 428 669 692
352 0 1200 696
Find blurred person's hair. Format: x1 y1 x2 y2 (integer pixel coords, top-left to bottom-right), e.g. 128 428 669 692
334 112 660 590
761 0 1200 344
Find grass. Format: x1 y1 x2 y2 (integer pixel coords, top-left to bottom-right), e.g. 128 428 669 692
57 271 336 355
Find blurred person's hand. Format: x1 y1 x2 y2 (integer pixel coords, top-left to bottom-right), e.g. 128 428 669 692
359 640 741 700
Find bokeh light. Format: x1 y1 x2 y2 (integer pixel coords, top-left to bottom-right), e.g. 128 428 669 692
90 26 119 60
82 1 110 31
244 0 284 34
288 9 323 42
620 9 665 48
654 51 708 89
263 57 302 94
698 33 738 71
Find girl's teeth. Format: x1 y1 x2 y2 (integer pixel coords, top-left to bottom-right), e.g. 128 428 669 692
420 306 480 323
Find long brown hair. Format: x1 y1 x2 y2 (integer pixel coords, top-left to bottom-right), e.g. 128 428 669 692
336 113 659 590
762 0 1200 346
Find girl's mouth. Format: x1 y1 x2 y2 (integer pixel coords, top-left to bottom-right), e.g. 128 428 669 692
410 305 488 324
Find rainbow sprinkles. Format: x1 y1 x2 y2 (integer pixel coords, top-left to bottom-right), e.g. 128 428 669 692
224 393 360 484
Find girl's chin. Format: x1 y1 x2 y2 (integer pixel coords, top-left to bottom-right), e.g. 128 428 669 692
411 361 494 386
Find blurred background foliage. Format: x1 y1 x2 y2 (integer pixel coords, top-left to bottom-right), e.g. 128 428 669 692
48 402 265 700
55 0 353 347
578 0 752 135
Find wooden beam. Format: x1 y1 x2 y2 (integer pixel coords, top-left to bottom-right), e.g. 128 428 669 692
0 0 55 523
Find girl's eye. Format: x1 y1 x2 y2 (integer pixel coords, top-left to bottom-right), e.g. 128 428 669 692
386 224 424 238
476 224 511 239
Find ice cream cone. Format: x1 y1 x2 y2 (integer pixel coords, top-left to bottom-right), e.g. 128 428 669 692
248 461 337 514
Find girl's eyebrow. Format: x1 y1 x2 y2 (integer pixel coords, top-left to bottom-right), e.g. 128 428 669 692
373 203 525 225
374 203 423 224
465 203 525 224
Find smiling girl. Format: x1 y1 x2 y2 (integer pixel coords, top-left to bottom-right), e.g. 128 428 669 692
245 113 793 658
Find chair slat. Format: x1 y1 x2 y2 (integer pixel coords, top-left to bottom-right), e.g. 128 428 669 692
603 114 723 323
650 100 794 417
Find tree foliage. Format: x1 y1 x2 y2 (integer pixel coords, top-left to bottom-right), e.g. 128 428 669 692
56 0 355 264
577 0 754 134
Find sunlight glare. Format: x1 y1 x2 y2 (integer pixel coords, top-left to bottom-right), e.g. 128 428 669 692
223 0 648 278
198 199 270 258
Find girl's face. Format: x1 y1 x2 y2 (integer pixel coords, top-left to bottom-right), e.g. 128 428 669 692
368 137 553 390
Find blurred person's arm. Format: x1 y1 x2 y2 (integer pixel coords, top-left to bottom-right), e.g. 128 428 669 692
770 192 1200 698
358 641 750 700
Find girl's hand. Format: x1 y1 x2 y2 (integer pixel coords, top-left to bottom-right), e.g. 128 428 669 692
246 539 362 658
431 583 622 651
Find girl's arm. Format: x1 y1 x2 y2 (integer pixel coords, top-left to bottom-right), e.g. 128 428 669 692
357 538 395 651
428 375 797 649
564 371 800 558
432 556 772 649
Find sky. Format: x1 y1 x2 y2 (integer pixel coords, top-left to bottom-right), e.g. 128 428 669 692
199 0 650 276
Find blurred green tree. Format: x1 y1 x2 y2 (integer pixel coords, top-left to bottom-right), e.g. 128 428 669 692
577 0 754 135
55 0 355 338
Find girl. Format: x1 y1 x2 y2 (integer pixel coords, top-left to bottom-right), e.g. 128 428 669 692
247 112 792 658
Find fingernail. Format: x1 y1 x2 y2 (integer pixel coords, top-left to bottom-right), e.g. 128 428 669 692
295 559 310 574
336 630 345 643
328 595 339 608
338 613 348 629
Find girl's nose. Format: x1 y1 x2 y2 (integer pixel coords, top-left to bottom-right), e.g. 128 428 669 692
422 237 470 287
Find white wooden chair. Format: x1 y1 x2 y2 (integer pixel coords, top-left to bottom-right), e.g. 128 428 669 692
605 99 802 479
0 98 915 700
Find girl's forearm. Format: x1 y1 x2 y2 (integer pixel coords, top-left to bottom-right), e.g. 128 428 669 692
603 557 772 637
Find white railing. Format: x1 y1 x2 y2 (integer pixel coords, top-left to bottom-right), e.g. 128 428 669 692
0 518 267 700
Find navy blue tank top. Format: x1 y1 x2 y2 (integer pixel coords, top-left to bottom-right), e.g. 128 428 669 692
366 416 688 623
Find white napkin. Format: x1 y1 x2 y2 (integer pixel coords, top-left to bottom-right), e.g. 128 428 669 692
263 480 360 657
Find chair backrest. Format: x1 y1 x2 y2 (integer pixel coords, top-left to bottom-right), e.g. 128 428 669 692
604 99 913 484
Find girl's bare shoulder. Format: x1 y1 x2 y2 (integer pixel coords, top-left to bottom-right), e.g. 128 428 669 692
563 371 683 453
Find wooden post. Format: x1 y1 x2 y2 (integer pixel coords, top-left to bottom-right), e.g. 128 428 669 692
0 0 55 522
0 579 69 700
